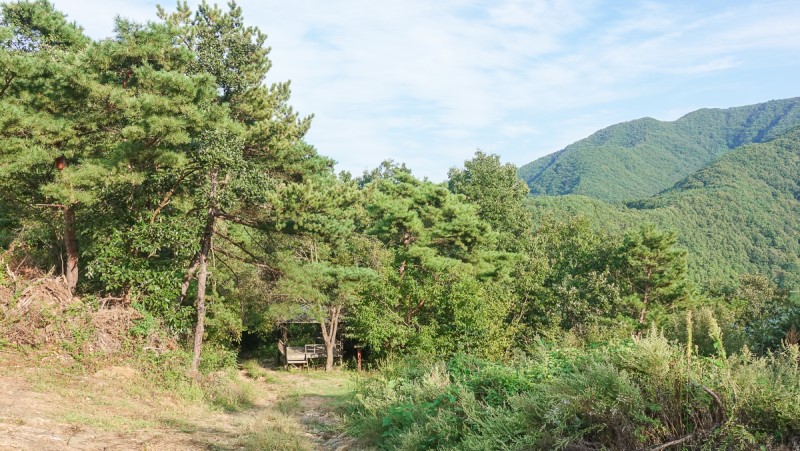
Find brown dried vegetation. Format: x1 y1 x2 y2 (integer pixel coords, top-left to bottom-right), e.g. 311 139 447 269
0 257 173 356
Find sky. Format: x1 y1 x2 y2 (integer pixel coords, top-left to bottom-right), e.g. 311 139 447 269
50 0 800 181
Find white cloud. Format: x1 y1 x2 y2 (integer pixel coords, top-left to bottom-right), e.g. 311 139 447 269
48 0 800 180
51 0 157 37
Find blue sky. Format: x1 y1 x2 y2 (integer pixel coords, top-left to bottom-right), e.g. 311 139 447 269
51 0 800 180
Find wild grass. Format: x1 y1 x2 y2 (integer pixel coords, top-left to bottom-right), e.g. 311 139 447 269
241 358 274 381
238 413 314 451
204 370 257 412
59 410 157 431
346 326 800 450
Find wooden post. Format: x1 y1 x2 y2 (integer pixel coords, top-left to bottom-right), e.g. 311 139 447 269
355 345 363 372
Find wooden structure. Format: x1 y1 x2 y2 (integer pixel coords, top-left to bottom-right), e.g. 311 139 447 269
276 311 344 369
277 339 342 368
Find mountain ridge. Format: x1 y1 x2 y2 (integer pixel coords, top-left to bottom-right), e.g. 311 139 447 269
526 125 800 287
520 97 800 203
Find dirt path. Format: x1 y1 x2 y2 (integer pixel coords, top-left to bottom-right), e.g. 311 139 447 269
0 354 357 450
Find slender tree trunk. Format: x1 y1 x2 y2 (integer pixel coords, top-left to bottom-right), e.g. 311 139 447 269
190 213 215 375
177 252 201 307
638 288 650 324
325 341 335 372
190 170 218 376
320 305 341 372
190 256 206 372
63 206 78 293
638 267 654 325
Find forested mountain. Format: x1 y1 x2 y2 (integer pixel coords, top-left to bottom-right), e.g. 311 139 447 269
519 97 800 202
527 126 800 288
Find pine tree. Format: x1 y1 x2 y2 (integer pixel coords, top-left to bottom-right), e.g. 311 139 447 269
614 224 687 327
349 163 514 356
157 2 330 374
0 1 220 297
0 0 92 291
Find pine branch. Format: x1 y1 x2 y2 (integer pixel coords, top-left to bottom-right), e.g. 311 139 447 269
212 247 281 275
0 74 15 97
150 168 198 223
214 230 260 262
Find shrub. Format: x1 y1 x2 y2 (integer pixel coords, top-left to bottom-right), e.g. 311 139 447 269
347 333 800 450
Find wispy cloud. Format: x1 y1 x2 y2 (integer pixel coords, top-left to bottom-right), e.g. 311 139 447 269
51 0 800 179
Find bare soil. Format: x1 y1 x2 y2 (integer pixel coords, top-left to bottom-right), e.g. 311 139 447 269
0 351 357 450
0 268 358 450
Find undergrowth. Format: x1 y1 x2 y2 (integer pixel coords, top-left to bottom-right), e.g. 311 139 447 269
347 328 800 450
0 274 254 413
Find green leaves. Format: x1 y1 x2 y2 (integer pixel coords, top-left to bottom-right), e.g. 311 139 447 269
613 224 688 323
520 98 800 203
343 164 519 358
1 0 89 52
365 164 495 267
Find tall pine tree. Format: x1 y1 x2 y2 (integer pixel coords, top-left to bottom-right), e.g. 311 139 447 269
158 1 330 373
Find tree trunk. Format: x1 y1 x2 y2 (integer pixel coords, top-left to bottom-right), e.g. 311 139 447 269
176 252 201 307
190 213 215 375
190 169 219 376
320 305 341 372
190 253 207 374
638 267 654 325
638 289 650 324
325 341 335 372
63 206 78 293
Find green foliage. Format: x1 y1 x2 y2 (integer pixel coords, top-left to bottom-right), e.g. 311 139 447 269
3 5 798 448
205 298 243 348
613 224 688 326
0 0 331 369
344 164 519 360
527 126 800 289
448 151 532 246
520 97 800 203
197 342 238 374
348 333 800 450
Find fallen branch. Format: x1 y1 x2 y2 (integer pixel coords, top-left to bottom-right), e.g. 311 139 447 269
641 382 725 451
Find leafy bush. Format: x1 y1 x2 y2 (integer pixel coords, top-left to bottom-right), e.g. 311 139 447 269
198 343 238 374
347 331 800 450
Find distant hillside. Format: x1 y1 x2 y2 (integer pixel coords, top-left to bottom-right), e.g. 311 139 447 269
520 98 800 203
527 126 800 287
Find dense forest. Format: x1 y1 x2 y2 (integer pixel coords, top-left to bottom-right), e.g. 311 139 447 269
526 126 800 288
519 98 800 202
0 2 798 450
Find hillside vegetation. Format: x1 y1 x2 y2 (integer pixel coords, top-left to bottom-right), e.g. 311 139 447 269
1 2 799 450
519 97 800 203
527 126 800 288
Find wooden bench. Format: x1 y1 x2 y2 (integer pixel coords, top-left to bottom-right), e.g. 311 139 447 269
277 340 342 368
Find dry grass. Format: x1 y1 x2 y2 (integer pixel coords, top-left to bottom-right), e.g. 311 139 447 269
0 262 358 449
0 349 357 450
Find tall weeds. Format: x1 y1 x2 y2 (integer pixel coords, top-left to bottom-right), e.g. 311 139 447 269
347 325 800 450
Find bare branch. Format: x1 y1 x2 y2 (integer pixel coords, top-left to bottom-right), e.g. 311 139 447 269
214 230 261 262
150 169 198 224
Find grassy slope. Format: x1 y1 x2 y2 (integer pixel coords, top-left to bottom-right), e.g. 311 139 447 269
519 97 800 203
0 266 357 450
527 127 800 288
0 348 355 450
346 336 800 450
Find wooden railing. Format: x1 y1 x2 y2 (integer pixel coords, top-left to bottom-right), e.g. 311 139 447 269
278 340 342 367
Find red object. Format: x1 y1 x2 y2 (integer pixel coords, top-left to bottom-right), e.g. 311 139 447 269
55 156 67 171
